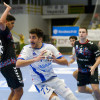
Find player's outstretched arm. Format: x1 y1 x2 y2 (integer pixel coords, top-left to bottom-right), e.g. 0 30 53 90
0 2 11 30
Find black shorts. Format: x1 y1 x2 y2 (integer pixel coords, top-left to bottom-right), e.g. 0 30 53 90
77 71 99 86
1 64 24 89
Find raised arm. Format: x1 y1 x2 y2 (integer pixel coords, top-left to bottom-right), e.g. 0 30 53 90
0 2 11 30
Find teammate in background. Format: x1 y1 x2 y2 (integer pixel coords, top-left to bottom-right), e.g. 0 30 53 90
0 2 24 100
68 36 95 94
16 28 78 100
68 36 78 79
74 27 100 100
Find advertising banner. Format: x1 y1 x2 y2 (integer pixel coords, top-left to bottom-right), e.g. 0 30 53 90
52 26 79 36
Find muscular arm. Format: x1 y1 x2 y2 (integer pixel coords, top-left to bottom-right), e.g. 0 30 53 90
16 59 36 68
93 56 100 68
0 2 11 30
16 50 46 68
90 56 100 75
53 56 68 66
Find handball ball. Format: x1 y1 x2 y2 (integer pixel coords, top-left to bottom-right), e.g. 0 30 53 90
43 50 53 58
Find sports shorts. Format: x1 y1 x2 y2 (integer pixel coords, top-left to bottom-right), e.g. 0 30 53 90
1 64 24 89
77 71 99 86
35 77 73 99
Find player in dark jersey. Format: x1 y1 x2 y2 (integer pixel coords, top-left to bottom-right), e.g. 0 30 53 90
74 27 100 100
0 2 24 100
68 36 78 80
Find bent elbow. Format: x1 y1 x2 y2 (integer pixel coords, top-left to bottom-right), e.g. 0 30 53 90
16 62 21 68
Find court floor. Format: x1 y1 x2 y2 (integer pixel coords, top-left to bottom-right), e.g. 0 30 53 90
0 55 100 100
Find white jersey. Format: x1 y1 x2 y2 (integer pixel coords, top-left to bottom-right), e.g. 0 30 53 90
17 43 63 84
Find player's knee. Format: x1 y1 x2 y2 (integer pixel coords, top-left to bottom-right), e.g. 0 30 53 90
62 88 77 100
73 71 78 79
10 88 15 96
65 93 77 100
15 87 23 96
51 96 60 100
78 87 85 93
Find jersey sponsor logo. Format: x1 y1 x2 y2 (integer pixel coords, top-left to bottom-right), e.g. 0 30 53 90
38 62 51 69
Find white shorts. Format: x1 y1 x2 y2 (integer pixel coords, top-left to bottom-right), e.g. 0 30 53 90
35 77 73 100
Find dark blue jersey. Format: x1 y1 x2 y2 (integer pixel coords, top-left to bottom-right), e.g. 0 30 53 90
0 27 16 67
74 40 100 73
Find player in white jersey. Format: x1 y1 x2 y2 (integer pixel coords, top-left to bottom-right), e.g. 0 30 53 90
16 28 78 100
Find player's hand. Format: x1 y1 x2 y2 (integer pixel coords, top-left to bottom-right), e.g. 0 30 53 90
67 62 70 66
3 2 11 10
90 66 95 75
33 50 47 62
51 54 56 61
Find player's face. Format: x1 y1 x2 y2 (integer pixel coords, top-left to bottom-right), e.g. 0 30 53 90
70 39 76 47
6 20 15 30
29 33 42 48
79 28 88 40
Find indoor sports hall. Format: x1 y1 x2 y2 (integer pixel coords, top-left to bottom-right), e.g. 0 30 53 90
0 0 100 100
0 56 100 100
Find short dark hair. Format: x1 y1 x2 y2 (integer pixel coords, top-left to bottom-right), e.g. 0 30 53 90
69 36 77 40
79 27 88 33
6 15 16 21
29 28 44 38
